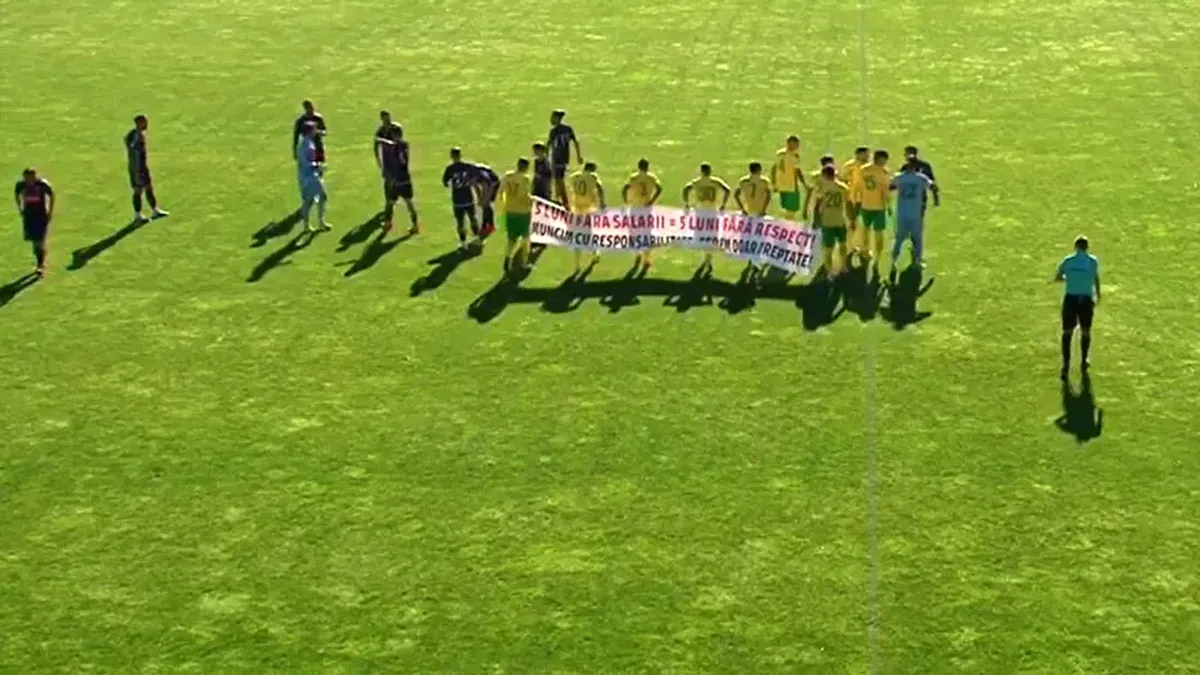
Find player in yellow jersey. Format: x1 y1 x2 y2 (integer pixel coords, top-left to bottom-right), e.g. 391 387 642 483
856 150 893 269
812 165 854 276
840 146 870 261
683 163 732 270
736 161 774 281
568 161 605 273
803 154 836 222
735 162 772 217
622 158 663 270
498 157 534 275
771 135 807 220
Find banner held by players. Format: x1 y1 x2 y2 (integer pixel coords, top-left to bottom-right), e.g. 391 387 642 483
530 197 820 275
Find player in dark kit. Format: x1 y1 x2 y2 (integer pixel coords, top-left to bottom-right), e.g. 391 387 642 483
473 163 501 238
125 114 168 224
13 168 55 277
374 110 418 234
531 142 553 201
547 109 582 205
441 147 480 250
293 100 327 163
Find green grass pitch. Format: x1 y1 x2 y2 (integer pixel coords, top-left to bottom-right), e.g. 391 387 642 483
2 0 1198 672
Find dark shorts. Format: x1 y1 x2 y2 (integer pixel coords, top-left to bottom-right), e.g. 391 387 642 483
1062 295 1095 332
453 203 475 224
552 163 569 180
129 166 152 189
384 176 413 201
22 213 48 242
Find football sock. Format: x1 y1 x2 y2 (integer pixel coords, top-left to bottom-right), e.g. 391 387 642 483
133 193 143 214
1061 332 1072 366
872 232 885 260
145 187 158 210
34 245 46 268
406 202 418 227
316 198 326 223
1081 335 1091 363
456 226 467 244
383 202 394 223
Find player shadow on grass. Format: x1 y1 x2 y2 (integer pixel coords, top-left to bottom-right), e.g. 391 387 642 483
1055 374 1103 443
880 265 934 329
0 272 39 310
247 230 317 282
250 209 302 248
336 213 384 252
68 218 147 270
840 265 887 322
409 246 482 297
343 231 414 278
467 261 846 329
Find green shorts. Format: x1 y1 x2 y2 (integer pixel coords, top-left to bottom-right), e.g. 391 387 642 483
861 209 887 231
821 226 847 246
505 212 530 241
779 191 801 212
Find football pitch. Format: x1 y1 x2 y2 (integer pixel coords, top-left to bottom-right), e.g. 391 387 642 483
2 0 1198 672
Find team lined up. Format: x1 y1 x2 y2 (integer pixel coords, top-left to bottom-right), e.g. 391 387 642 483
13 103 942 283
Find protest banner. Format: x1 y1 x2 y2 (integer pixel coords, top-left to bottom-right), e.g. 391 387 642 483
529 197 820 274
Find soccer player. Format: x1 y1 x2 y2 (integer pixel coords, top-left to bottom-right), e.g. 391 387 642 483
124 114 168 224
735 162 772 217
841 146 870 259
857 150 893 267
373 110 418 235
547 109 583 206
889 160 938 272
622 158 663 269
683 163 732 269
292 100 327 163
295 122 331 233
474 162 501 239
567 161 604 273
1055 235 1101 379
803 154 836 221
13 168 54 277
531 142 553 201
441 147 479 250
498 158 534 274
903 145 938 214
771 135 807 220
811 165 854 275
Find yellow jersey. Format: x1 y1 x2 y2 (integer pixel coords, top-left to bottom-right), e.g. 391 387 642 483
624 171 661 207
499 170 532 213
569 170 602 214
685 175 731 209
857 165 892 211
815 179 851 227
839 159 865 203
736 174 772 215
772 148 802 193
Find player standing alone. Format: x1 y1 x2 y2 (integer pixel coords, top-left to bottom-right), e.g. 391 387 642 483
374 110 418 234
13 168 54 278
547 109 583 206
442 147 480 250
1055 236 1101 379
125 114 168 223
889 161 938 273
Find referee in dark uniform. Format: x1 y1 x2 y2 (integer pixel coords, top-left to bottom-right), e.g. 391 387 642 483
1054 235 1101 379
13 168 55 278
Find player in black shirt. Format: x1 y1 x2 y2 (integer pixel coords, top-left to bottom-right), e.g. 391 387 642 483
441 147 480 249
547 109 582 205
473 163 501 238
13 168 55 277
124 114 168 223
531 142 553 201
374 110 418 234
293 100 327 163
